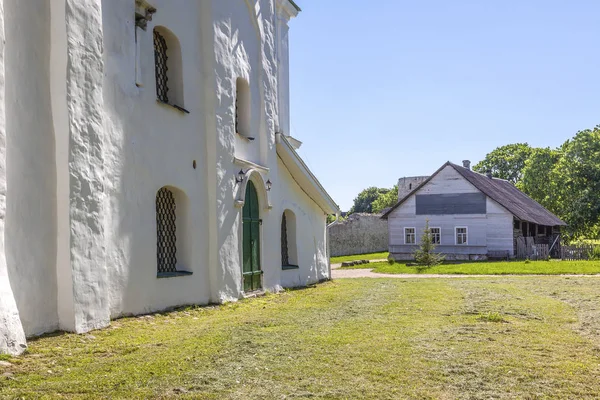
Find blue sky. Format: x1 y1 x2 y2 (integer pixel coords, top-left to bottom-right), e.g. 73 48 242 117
288 0 600 211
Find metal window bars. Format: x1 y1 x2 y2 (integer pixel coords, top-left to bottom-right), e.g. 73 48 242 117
154 30 169 103
156 187 177 273
281 213 289 266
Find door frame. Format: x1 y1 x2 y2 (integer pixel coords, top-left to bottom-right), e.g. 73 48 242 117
235 169 272 294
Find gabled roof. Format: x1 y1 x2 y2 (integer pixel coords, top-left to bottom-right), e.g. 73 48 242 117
381 161 566 226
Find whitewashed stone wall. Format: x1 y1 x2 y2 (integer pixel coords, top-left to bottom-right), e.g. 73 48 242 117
0 0 338 355
328 214 388 257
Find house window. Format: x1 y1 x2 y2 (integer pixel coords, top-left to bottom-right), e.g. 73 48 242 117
156 187 192 277
153 26 185 109
281 210 298 269
455 227 468 245
430 227 441 244
236 78 252 138
405 227 416 244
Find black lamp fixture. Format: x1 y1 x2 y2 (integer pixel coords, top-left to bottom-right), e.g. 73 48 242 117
266 179 272 191
236 169 245 184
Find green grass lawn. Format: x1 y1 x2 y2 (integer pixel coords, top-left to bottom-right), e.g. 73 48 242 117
330 251 389 264
2 277 600 398
341 259 600 275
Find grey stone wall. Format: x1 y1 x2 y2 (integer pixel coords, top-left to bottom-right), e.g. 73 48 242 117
328 213 388 257
397 176 429 200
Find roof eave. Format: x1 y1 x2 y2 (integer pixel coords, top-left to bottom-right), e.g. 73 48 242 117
276 133 339 215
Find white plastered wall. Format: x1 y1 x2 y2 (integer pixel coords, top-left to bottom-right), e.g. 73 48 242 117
101 0 211 317
4 0 59 336
0 0 27 355
276 158 329 288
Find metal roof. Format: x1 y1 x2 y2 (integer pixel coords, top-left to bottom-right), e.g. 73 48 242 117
382 162 566 226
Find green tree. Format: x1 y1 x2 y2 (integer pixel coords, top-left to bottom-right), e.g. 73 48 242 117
348 187 390 214
413 220 445 272
473 143 533 184
372 185 399 214
550 126 600 239
518 147 561 211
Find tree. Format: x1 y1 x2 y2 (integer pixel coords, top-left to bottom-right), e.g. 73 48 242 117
473 143 533 184
372 185 399 214
549 127 600 239
517 147 561 212
413 220 445 271
348 187 390 214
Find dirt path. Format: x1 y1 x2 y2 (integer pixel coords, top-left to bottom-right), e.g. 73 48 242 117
332 268 600 279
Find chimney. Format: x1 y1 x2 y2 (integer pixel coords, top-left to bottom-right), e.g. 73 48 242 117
462 160 471 170
486 170 493 179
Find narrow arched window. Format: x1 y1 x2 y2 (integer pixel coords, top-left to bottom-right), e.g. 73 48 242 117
235 78 252 138
281 213 289 266
153 30 169 103
156 187 177 274
281 210 298 269
155 187 192 277
154 26 184 107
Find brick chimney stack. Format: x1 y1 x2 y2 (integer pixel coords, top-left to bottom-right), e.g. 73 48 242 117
462 160 471 170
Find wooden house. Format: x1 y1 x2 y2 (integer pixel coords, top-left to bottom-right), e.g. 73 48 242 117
381 161 566 260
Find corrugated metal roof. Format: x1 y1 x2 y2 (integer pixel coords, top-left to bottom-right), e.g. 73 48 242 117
382 162 566 226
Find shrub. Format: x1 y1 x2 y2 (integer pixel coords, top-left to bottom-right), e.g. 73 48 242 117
413 220 445 272
387 255 395 265
588 246 600 261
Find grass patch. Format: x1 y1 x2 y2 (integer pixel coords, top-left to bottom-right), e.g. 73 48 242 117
2 278 600 398
342 259 600 275
478 311 507 323
330 251 388 264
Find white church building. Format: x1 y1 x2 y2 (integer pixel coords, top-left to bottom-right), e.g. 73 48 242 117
0 0 339 355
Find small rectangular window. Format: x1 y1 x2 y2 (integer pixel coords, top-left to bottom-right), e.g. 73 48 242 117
456 227 468 245
430 227 441 244
405 227 416 245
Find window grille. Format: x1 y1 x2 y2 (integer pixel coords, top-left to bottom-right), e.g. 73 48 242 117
281 213 289 266
156 187 177 273
154 30 169 103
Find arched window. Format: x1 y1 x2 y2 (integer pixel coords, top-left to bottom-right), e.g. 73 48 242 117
281 210 298 269
235 78 252 138
156 187 191 277
153 26 184 107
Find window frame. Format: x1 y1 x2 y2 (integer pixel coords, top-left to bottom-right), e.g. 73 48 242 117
404 227 416 245
455 226 468 245
430 227 441 245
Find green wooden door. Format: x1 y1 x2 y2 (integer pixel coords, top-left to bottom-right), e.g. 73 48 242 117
242 181 262 292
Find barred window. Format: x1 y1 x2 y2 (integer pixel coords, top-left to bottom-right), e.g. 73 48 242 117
281 213 289 266
154 29 169 103
153 26 184 108
281 210 298 269
156 186 192 277
156 187 177 274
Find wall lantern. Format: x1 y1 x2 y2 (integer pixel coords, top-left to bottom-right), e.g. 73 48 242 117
266 179 272 191
236 169 245 184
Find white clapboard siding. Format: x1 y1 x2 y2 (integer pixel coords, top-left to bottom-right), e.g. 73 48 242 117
388 166 515 256
486 197 514 253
